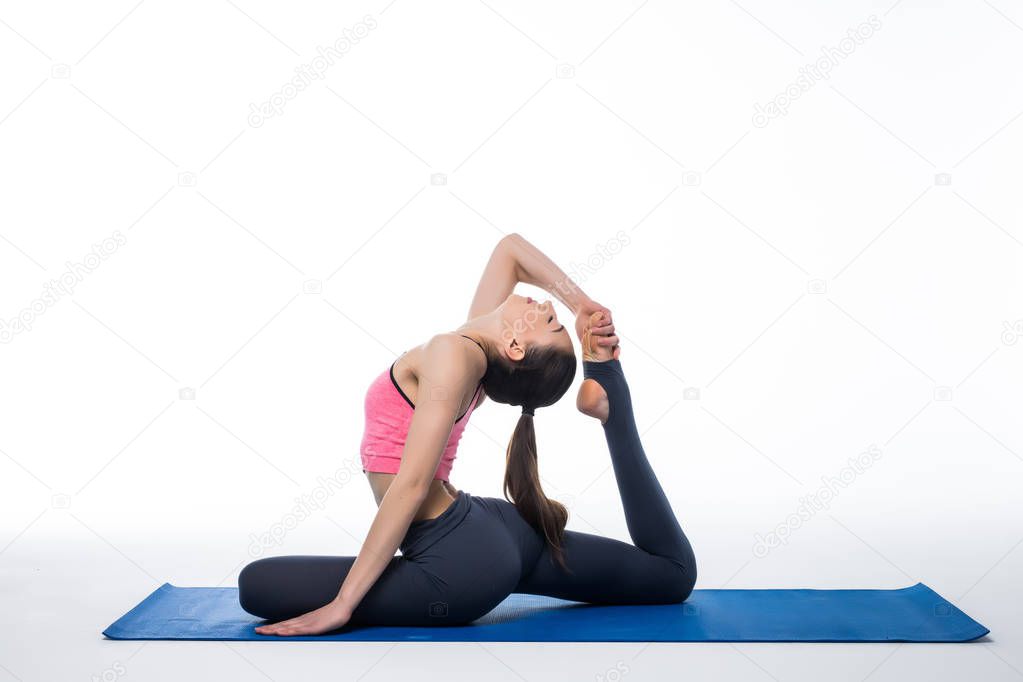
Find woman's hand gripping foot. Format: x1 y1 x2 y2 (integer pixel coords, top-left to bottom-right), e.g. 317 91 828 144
576 311 620 424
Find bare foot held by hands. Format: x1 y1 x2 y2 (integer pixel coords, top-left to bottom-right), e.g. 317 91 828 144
577 311 620 423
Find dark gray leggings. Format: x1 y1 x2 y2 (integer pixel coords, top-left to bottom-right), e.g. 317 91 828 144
238 359 697 626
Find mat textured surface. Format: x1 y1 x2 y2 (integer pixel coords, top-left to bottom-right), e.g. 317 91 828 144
102 582 988 642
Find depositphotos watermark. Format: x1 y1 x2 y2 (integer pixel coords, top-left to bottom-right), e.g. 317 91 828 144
752 444 882 558
1001 319 1023 345
595 661 630 682
752 15 882 128
551 230 632 301
1 230 127 343
246 455 364 557
90 660 127 682
248 15 378 128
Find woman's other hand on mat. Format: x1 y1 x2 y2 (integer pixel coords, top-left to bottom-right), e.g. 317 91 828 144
254 599 352 636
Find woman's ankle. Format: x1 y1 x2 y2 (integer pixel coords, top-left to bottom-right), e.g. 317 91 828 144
577 311 624 424
577 378 610 424
577 359 628 425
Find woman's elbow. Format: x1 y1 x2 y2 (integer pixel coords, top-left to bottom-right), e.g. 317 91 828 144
391 471 434 500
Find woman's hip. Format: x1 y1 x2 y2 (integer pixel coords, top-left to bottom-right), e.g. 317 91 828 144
401 491 542 585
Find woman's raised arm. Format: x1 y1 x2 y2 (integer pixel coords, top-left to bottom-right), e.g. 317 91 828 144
467 233 616 347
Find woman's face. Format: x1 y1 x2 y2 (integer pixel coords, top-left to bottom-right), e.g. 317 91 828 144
499 293 573 360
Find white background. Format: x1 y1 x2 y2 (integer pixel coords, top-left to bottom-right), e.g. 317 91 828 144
1 0 1021 680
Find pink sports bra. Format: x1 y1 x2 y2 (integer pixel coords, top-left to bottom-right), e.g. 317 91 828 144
359 336 485 482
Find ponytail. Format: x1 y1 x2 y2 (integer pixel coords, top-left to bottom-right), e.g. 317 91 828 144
504 411 570 571
475 337 576 572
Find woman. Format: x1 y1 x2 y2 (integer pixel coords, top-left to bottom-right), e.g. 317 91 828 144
238 233 697 635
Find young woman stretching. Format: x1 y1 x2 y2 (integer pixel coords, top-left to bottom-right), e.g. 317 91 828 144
238 234 697 635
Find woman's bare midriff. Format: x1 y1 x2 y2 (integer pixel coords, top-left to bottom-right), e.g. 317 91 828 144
366 472 458 521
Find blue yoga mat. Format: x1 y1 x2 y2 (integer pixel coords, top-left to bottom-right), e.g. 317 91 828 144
102 582 988 642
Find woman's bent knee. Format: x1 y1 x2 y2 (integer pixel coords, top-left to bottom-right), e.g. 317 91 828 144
237 557 276 618
662 559 697 604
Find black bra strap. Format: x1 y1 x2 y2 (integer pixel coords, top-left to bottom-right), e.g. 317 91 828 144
459 334 487 412
459 334 487 359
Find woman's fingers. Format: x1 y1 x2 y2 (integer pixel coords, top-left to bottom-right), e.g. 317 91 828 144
588 321 616 340
256 616 303 635
595 334 619 347
258 623 301 636
258 619 290 631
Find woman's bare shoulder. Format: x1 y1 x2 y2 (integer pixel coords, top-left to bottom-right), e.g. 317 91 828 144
411 333 486 384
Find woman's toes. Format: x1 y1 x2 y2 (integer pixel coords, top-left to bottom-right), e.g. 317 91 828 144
576 378 609 424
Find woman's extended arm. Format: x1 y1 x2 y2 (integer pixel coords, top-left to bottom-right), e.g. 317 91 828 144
253 337 477 636
467 233 589 319
334 337 475 608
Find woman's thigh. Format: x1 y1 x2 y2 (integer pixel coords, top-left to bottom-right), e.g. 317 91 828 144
238 554 443 624
515 529 696 605
405 495 527 622
472 494 696 605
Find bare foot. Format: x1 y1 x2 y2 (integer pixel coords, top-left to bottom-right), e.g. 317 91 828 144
577 312 620 424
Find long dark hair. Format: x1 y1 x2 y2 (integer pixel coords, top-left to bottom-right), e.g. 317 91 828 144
478 340 577 570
